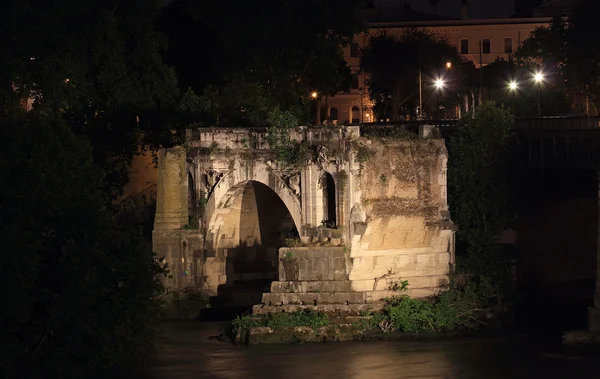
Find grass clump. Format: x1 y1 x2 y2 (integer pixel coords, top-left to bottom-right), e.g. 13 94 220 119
230 309 330 338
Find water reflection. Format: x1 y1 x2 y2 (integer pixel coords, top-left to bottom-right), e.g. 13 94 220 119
144 322 600 379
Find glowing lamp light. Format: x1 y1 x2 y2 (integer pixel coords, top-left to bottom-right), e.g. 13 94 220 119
446 62 452 69
509 81 518 91
311 91 318 99
434 78 445 89
534 72 544 82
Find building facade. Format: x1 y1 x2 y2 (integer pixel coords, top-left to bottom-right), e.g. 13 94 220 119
326 16 552 124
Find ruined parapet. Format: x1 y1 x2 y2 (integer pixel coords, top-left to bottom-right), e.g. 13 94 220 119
347 135 455 300
154 146 188 230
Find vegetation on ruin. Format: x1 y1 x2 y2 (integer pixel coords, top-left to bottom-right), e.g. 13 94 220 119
358 279 496 333
230 309 330 338
265 110 310 166
447 102 522 322
354 144 376 163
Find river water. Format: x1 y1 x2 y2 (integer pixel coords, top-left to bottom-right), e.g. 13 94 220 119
139 322 600 379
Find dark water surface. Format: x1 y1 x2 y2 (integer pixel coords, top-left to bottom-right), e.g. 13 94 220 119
142 322 600 379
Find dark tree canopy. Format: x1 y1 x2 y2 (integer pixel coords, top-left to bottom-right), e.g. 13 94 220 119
0 113 166 378
361 28 475 121
159 0 366 126
1 0 185 197
516 1 600 114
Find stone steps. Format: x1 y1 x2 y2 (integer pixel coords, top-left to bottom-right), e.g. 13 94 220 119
252 301 386 316
270 280 354 293
261 291 367 306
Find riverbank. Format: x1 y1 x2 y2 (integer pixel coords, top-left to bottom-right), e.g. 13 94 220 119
135 321 600 379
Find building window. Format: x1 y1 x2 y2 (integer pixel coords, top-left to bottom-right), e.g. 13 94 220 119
504 38 513 54
330 107 338 121
482 39 491 54
351 74 359 89
351 106 360 124
460 39 469 54
350 43 360 58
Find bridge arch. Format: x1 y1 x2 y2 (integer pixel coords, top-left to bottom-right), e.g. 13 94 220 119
199 163 302 307
203 165 302 244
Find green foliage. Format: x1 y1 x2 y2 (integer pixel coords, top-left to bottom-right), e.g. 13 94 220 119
377 279 493 333
197 141 220 156
231 310 330 337
196 197 208 215
266 109 310 166
389 280 409 292
361 28 476 121
1 0 187 199
515 1 600 114
448 102 520 313
0 113 167 378
160 0 366 126
285 239 302 248
355 145 375 163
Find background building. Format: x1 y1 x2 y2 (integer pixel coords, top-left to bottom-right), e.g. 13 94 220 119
325 10 551 124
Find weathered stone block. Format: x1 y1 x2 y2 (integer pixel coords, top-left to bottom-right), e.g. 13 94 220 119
279 247 350 282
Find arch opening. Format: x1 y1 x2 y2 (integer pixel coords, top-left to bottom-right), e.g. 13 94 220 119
207 180 299 317
320 172 337 227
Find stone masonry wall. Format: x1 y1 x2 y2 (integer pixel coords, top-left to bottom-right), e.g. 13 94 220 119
348 138 454 300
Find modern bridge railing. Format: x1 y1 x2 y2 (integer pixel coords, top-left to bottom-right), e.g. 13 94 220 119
514 117 600 131
362 117 600 132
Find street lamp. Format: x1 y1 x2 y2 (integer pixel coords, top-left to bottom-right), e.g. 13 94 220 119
534 71 544 118
508 80 518 115
446 62 452 69
434 78 445 118
435 78 445 90
311 91 319 125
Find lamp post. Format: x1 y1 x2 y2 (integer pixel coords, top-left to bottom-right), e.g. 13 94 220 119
311 91 319 126
359 87 364 124
509 81 518 116
534 72 544 118
435 78 445 119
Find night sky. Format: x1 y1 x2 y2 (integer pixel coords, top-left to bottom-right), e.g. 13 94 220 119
374 0 517 19
161 0 525 20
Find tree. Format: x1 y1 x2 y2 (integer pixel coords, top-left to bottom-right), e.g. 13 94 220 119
480 59 569 117
159 0 366 126
0 0 184 198
361 28 476 121
516 1 600 114
448 102 521 306
0 112 166 378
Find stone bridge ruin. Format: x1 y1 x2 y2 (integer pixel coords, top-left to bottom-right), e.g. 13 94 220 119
152 125 455 316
